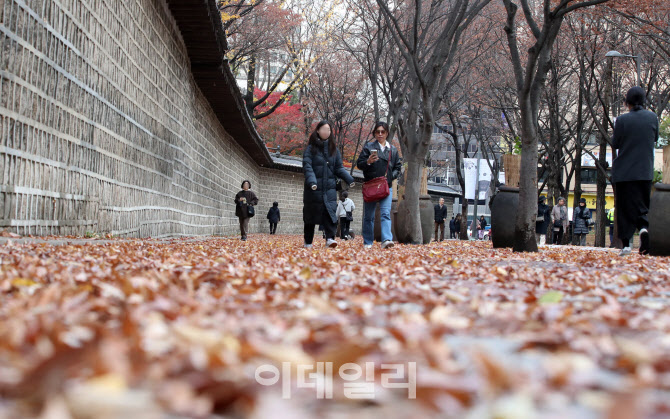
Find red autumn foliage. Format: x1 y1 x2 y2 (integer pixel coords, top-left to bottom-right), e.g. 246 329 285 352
253 89 307 156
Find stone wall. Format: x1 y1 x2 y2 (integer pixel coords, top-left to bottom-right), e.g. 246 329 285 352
255 168 364 237
0 0 452 239
0 0 261 237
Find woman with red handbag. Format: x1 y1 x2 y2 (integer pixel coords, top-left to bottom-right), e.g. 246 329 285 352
303 121 355 248
356 122 402 249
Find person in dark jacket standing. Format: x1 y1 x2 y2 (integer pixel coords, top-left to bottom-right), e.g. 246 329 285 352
356 121 403 249
454 214 462 239
478 215 488 240
266 202 280 234
234 180 258 241
612 87 659 256
303 120 355 248
572 198 591 246
449 217 456 239
535 196 551 245
433 198 448 242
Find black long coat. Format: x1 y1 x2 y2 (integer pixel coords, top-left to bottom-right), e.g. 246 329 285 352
303 140 355 225
267 206 280 223
612 108 658 183
535 203 551 234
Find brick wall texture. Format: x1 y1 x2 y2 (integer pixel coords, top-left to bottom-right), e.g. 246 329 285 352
255 169 364 237
0 0 372 237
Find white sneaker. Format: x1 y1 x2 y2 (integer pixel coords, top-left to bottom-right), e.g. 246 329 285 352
619 247 632 256
304 244 313 249
364 244 372 249
327 239 337 248
381 240 394 249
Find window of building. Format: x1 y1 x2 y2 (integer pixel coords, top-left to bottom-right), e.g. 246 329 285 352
580 168 611 184
433 125 448 134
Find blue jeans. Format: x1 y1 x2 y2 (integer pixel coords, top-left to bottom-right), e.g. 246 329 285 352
363 188 393 245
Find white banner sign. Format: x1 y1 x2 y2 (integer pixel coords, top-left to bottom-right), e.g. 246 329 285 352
464 158 494 200
464 158 478 200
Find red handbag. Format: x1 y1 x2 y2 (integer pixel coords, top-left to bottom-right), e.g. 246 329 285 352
362 149 391 203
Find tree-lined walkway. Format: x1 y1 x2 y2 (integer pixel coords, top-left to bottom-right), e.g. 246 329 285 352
0 235 669 417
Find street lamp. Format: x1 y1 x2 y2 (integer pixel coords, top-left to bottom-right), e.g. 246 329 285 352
605 50 641 87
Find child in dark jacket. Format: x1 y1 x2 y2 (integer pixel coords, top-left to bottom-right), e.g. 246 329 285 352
267 202 281 234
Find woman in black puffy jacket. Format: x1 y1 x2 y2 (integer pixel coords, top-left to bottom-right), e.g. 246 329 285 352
302 120 355 248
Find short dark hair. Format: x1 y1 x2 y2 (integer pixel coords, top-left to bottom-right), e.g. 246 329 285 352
273 201 278 207
373 121 390 135
625 86 646 109
341 191 348 199
241 180 251 189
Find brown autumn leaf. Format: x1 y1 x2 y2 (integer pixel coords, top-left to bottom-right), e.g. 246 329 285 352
0 235 668 418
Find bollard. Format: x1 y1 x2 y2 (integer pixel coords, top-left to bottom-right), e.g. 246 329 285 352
649 146 670 256
491 186 519 248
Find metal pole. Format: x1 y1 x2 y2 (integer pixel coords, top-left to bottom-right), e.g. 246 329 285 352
472 158 480 240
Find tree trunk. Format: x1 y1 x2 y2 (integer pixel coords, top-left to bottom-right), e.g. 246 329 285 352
571 90 585 245
595 59 613 247
573 81 584 212
595 141 607 247
244 55 257 115
514 109 539 252
450 124 469 241
460 192 469 240
400 158 425 244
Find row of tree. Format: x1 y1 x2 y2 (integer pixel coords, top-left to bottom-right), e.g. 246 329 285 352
219 0 670 251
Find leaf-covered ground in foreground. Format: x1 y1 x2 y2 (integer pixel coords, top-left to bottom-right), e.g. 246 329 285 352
0 235 669 419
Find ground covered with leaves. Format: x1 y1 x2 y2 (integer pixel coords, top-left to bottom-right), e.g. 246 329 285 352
0 235 669 418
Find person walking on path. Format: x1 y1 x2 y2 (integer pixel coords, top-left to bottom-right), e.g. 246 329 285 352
612 86 659 256
234 180 258 241
551 197 569 245
478 215 488 240
266 202 280 235
303 120 355 249
336 191 356 240
434 198 448 242
572 198 592 246
536 196 551 246
449 216 456 239
356 121 402 249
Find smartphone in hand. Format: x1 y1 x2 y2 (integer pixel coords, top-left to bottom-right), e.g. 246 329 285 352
370 150 378 157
